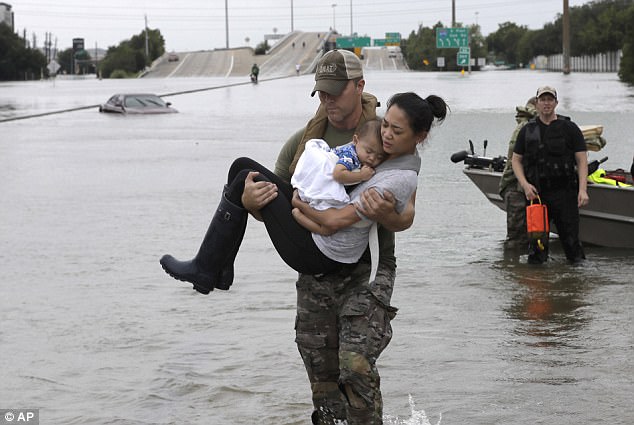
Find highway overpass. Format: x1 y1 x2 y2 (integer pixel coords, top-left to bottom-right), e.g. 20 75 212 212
142 31 408 79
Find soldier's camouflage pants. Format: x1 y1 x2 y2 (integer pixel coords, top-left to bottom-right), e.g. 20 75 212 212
295 262 397 425
503 186 529 248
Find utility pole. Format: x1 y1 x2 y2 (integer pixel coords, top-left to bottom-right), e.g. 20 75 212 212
291 0 294 32
144 15 149 61
332 4 337 31
225 0 229 48
562 0 571 74
451 0 456 27
350 1 353 35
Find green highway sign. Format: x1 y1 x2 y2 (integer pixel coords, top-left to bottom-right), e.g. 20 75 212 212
436 27 469 48
385 32 401 46
336 36 371 48
457 52 470 66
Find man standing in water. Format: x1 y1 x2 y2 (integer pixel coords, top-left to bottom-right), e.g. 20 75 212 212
498 97 537 248
512 86 589 264
241 49 414 424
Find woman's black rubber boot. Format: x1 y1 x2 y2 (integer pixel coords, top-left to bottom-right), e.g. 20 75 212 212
160 191 247 294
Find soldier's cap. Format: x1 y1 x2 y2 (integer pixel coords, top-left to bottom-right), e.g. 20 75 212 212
516 96 537 116
536 86 557 99
311 50 363 97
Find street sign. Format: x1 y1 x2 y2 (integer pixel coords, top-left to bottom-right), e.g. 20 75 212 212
47 60 60 74
436 28 469 48
437 57 445 68
457 52 469 66
459 47 470 54
336 36 371 48
385 32 401 46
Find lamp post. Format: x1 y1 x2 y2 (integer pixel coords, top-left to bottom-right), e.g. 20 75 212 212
331 4 337 31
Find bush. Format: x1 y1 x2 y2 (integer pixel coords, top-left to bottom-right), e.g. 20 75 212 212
109 69 132 79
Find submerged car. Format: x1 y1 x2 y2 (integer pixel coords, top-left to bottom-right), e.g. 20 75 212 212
98 93 178 114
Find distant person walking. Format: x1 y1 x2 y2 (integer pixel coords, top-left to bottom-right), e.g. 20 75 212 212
250 63 259 83
295 63 301 76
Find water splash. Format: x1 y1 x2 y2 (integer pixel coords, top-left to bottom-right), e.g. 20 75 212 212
384 394 442 425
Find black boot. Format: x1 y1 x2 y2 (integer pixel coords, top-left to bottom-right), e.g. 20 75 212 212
160 191 247 294
215 190 247 291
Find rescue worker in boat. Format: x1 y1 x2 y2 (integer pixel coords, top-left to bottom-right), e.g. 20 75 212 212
498 96 537 248
511 86 589 264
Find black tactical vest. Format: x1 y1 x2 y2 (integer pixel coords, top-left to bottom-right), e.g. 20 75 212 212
522 116 577 188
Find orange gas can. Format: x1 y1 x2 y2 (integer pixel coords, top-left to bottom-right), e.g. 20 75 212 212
526 196 549 235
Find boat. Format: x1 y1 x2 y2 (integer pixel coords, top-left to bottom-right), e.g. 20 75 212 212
451 144 634 249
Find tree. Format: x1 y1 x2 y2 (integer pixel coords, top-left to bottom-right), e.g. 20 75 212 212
0 24 47 80
485 22 529 66
57 48 73 74
618 3 634 84
98 28 165 78
484 0 634 71
254 40 270 55
57 47 93 74
100 44 142 78
469 23 487 62
129 28 165 62
403 22 464 71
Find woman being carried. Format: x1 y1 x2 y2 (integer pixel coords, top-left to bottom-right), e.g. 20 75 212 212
159 92 447 294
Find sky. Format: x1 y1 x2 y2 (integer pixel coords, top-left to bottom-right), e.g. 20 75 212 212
9 0 592 52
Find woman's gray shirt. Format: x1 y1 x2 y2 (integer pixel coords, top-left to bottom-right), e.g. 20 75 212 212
313 152 421 263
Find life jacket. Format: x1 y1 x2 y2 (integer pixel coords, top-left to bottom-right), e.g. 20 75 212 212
522 116 577 187
288 92 379 175
587 168 632 187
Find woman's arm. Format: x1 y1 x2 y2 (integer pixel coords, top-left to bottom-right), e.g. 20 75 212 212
291 208 332 235
292 190 361 235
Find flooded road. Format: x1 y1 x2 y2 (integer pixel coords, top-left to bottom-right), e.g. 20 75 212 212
1 70 633 424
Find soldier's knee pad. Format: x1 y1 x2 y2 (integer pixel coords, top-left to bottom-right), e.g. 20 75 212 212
339 350 376 408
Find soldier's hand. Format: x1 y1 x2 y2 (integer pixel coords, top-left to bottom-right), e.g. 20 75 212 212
241 171 278 213
357 188 395 220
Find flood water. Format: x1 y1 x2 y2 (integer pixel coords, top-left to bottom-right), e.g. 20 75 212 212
1 70 633 425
